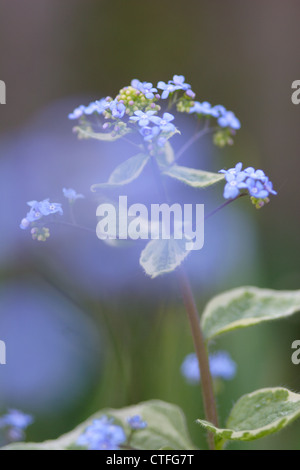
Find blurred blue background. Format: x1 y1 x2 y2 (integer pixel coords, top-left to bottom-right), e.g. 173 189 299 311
0 0 300 449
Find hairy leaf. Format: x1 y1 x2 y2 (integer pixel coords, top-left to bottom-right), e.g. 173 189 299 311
201 286 300 341
198 387 300 448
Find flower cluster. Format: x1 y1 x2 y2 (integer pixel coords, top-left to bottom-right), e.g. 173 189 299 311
20 188 84 241
77 414 147 450
190 101 241 130
127 415 147 430
19 199 63 231
219 162 277 207
69 74 239 148
157 74 195 99
0 409 33 443
181 351 237 384
77 416 126 451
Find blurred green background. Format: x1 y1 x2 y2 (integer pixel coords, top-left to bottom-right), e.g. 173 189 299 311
0 0 300 450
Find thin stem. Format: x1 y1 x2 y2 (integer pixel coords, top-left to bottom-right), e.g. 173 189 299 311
69 202 76 225
205 193 247 221
47 220 95 234
174 122 216 162
121 135 143 150
177 268 218 450
149 150 218 450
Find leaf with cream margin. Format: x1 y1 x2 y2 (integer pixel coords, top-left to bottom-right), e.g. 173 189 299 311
162 164 224 188
91 153 149 191
2 400 196 451
201 286 300 341
198 387 300 449
140 238 193 279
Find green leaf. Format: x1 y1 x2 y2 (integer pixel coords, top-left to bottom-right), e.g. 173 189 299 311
162 164 224 188
156 141 175 168
140 238 192 279
2 400 196 451
201 286 300 341
91 153 149 191
74 125 130 142
198 387 300 448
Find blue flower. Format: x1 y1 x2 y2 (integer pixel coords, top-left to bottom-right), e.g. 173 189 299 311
109 99 126 119
244 167 266 180
157 81 181 99
139 125 160 142
219 163 277 201
209 352 237 380
131 80 158 100
68 99 111 120
189 101 219 117
129 110 158 127
245 178 270 199
218 110 241 130
127 415 147 430
63 188 84 202
68 105 86 120
20 199 63 230
169 75 191 92
77 416 126 451
0 409 33 430
223 172 246 199
219 162 244 178
30 199 63 217
84 102 99 115
263 177 277 195
181 351 237 384
150 112 176 133
140 82 158 100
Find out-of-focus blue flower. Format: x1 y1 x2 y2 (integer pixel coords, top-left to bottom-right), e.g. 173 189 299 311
189 101 219 117
0 409 33 430
77 416 126 450
263 177 277 195
68 99 111 119
209 352 237 380
129 110 158 127
244 167 266 180
189 101 241 130
127 415 147 430
181 351 237 384
139 125 160 142
20 199 63 230
63 188 84 202
109 100 126 119
131 80 158 100
32 199 63 217
157 81 181 99
150 112 176 133
169 74 191 91
218 110 241 130
68 105 86 120
140 82 158 100
131 79 142 90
